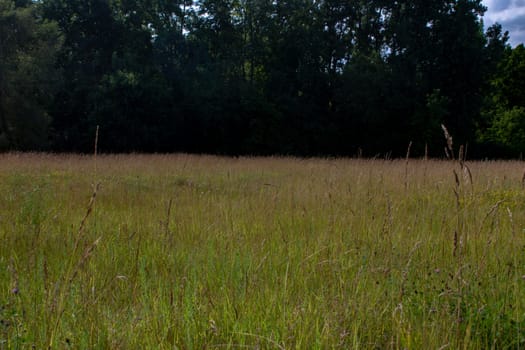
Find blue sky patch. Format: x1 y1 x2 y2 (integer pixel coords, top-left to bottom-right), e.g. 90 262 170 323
483 0 525 46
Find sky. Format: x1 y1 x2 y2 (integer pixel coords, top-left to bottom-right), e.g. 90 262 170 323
483 0 525 46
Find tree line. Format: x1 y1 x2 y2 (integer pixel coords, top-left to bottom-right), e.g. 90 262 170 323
1 0 524 157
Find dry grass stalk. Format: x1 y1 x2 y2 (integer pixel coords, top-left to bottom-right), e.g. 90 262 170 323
68 237 102 284
507 207 516 237
444 147 450 159
458 145 473 187
462 163 473 187
94 125 99 177
75 184 100 250
477 200 504 236
441 124 454 159
453 169 460 190
48 181 100 348
453 230 459 257
8 258 19 295
399 241 422 301
48 127 102 348
164 198 173 237
405 141 412 191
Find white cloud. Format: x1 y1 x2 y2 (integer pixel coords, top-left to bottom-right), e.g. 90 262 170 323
484 0 512 12
483 0 525 45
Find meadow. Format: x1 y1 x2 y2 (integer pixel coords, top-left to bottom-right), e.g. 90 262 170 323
0 153 524 349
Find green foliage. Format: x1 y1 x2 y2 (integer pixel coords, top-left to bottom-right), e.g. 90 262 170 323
0 0 62 150
492 44 525 108
479 44 525 155
484 107 525 153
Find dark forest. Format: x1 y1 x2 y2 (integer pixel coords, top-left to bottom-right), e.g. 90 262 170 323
1 0 524 157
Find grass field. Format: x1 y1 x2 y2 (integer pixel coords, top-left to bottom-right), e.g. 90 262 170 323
1 153 525 349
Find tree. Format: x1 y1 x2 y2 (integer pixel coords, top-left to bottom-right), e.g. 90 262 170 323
480 44 525 155
19 0 514 156
42 0 176 152
0 0 62 150
381 0 488 153
41 0 122 150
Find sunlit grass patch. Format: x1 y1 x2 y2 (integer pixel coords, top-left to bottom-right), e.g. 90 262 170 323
0 154 524 348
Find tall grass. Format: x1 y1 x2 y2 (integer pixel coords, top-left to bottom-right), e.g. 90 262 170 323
0 153 524 348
